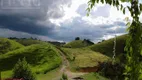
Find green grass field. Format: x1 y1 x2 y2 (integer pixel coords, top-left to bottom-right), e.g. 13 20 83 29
0 42 62 79
0 35 127 80
14 39 44 46
82 73 109 80
61 48 109 70
0 38 24 54
36 67 62 80
1 67 62 80
89 35 127 57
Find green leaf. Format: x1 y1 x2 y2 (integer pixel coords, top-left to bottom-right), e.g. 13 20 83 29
101 0 104 3
140 4 142 12
120 4 123 10
126 22 131 27
116 0 119 6
123 8 126 14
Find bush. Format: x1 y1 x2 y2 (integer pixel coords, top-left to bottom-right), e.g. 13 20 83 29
60 73 68 80
98 61 124 80
12 58 36 80
75 37 80 40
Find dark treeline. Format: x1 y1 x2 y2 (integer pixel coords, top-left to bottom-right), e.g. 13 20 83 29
75 37 94 45
8 37 66 46
8 37 38 40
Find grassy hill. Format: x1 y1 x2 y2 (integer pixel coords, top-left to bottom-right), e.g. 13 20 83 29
61 48 109 70
13 39 44 46
0 43 62 74
89 35 127 57
0 38 24 54
63 40 94 48
82 73 109 80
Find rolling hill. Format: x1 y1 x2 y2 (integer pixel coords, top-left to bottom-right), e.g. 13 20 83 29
89 35 127 57
12 38 44 46
0 38 24 54
0 35 127 79
0 43 62 74
61 48 109 70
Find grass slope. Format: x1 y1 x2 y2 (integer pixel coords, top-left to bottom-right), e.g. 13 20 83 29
0 38 24 54
89 35 127 57
82 73 109 80
61 48 109 69
63 40 93 48
14 39 44 46
0 43 62 74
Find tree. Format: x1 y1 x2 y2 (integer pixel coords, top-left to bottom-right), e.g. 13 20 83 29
12 58 36 80
87 0 142 80
75 37 80 40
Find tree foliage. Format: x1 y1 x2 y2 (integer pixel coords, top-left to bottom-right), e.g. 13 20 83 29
60 73 68 80
75 37 80 40
12 58 36 80
87 0 142 80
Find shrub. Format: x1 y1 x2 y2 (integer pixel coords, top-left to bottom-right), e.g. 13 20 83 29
12 58 36 80
75 37 80 40
60 73 68 80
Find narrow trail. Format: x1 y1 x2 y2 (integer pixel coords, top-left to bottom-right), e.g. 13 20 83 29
55 47 87 80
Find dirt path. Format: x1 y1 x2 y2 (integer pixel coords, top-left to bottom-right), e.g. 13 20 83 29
56 47 87 80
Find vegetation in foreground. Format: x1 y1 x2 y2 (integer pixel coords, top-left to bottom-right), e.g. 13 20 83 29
89 35 127 63
0 41 62 79
0 35 128 80
12 58 36 80
82 73 109 80
89 35 126 57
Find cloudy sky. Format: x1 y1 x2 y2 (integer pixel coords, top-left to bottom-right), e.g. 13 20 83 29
0 0 138 42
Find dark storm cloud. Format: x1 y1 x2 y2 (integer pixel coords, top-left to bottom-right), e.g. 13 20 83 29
0 0 127 42
0 28 56 41
0 14 55 35
0 0 71 36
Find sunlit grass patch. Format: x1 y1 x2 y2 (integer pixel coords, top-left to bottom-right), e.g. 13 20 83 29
61 48 109 70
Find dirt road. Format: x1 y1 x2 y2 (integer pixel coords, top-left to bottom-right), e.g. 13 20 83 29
55 47 87 80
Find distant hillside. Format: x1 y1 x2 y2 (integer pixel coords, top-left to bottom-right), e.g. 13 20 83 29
63 40 94 48
89 35 127 57
48 41 66 46
0 43 62 74
10 38 66 46
0 38 24 54
12 39 44 46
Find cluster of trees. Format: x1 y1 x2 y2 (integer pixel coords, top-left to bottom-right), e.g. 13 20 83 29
48 41 66 46
8 37 66 46
75 37 94 45
8 37 38 40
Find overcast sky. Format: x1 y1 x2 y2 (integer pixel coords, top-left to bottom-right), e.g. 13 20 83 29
0 0 140 42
